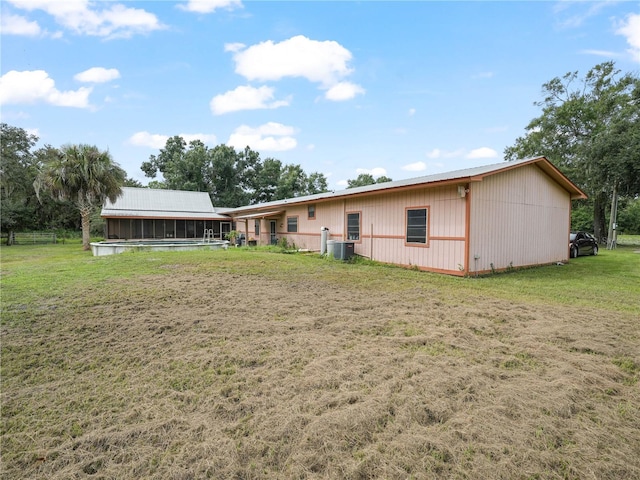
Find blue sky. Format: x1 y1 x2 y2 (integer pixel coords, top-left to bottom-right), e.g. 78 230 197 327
1 1 639 191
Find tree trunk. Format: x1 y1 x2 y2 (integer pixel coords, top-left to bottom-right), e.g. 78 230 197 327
607 183 619 249
593 192 607 243
81 207 91 250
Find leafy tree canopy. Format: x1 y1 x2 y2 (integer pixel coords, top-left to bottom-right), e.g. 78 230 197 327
504 61 640 240
35 144 126 250
347 173 393 188
140 139 329 206
1 124 39 232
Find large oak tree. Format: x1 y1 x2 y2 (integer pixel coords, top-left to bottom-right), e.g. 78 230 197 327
505 62 640 242
141 139 329 206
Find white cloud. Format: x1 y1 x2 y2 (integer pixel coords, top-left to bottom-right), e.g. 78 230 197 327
616 13 640 63
402 161 426 172
224 42 245 53
6 0 164 39
128 131 169 149
74 67 120 83
230 35 355 87
356 167 387 177
554 1 614 29
178 0 242 14
425 148 465 159
580 49 622 58
325 81 365 101
181 133 218 144
0 70 92 108
129 131 217 149
408 108 416 116
227 122 297 152
466 147 498 159
0 12 41 36
210 85 289 115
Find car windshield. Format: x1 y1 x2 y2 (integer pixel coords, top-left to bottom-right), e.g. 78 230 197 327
570 233 576 241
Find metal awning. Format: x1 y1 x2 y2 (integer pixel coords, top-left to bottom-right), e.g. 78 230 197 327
233 210 284 220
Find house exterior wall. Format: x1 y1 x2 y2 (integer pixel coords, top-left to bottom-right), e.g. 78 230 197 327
230 160 578 275
468 164 571 273
250 185 468 274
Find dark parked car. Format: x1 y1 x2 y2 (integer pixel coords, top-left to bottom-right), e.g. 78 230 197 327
569 232 598 258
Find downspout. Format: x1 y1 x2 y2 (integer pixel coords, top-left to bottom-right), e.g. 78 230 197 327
342 199 347 240
464 183 471 276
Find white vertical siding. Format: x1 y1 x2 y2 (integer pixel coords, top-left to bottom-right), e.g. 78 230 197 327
269 186 467 273
469 164 570 272
238 163 572 275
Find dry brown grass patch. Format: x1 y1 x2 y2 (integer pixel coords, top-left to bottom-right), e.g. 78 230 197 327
2 260 639 479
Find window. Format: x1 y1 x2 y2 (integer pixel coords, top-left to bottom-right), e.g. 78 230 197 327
406 208 428 244
254 220 260 236
347 212 360 240
287 216 298 233
308 204 316 219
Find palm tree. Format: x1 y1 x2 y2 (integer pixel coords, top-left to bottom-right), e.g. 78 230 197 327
35 144 126 250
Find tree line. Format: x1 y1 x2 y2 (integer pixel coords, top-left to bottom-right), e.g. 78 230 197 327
1 61 639 248
139 136 330 207
140 136 394 199
0 125 390 248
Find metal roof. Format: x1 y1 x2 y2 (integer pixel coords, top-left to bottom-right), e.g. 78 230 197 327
101 158 587 220
101 187 231 220
228 156 587 215
233 210 285 220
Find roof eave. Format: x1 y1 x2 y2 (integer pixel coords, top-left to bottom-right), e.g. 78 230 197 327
226 156 587 214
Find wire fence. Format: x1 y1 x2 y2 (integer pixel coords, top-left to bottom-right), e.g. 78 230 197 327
5 231 57 245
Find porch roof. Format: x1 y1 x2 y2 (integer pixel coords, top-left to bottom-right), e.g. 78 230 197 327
102 187 232 220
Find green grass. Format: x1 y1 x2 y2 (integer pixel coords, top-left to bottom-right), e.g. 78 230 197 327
1 243 639 479
618 234 640 246
464 246 640 314
1 243 638 317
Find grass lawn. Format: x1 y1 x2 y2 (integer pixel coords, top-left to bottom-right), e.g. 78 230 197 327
1 244 639 479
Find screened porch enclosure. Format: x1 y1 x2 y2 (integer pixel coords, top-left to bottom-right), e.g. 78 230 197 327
106 218 231 240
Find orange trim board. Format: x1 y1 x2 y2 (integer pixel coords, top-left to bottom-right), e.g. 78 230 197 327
283 233 465 242
429 236 465 241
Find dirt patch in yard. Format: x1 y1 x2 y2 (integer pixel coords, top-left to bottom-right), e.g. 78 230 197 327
2 264 639 479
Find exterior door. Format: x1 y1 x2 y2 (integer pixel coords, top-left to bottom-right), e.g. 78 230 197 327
270 220 277 245
221 222 231 240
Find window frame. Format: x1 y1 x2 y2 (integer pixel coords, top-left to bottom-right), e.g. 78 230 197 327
346 211 361 242
405 206 429 246
307 204 316 220
287 216 298 233
254 219 260 236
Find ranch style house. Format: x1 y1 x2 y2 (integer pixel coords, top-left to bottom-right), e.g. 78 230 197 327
101 156 587 276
